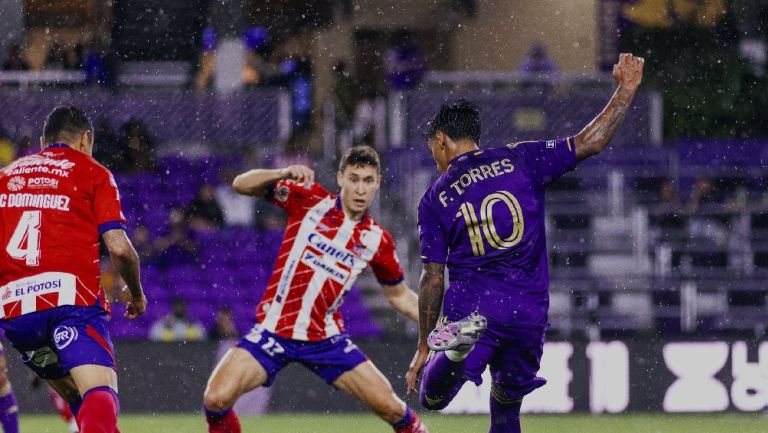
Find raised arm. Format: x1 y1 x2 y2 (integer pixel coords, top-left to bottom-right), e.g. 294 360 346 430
103 229 146 319
406 262 446 393
232 164 315 197
574 53 645 161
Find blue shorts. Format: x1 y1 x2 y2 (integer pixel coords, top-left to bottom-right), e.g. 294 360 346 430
237 326 368 387
0 305 115 380
460 324 547 400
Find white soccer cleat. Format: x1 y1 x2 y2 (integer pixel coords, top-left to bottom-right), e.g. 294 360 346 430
427 313 487 352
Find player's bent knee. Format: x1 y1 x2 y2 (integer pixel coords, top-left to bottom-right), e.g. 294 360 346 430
203 386 238 412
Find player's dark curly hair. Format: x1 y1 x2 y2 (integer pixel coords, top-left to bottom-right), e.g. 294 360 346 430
424 99 481 143
43 106 93 143
339 145 380 173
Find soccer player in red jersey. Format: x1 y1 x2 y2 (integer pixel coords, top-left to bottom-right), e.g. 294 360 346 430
203 146 428 433
0 106 147 433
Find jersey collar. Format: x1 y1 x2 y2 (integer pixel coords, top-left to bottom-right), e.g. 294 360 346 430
45 143 71 149
334 196 371 225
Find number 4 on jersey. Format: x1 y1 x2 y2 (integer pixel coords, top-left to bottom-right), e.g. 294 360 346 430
7 210 42 266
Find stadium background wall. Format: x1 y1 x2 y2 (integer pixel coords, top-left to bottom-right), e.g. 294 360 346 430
4 336 766 414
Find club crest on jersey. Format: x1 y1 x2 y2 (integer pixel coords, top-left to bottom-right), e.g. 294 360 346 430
6 176 25 191
53 325 79 350
275 185 290 202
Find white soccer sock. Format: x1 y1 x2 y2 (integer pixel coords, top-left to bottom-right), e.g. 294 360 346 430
445 346 473 362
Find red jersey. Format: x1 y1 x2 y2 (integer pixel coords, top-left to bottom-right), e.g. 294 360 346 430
257 180 404 341
0 144 126 319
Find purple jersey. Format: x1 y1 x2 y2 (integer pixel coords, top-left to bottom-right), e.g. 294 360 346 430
418 137 577 327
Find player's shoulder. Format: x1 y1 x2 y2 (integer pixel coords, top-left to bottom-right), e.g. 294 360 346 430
365 218 396 247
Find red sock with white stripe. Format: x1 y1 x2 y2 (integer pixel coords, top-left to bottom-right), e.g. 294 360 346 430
392 407 428 433
76 387 119 433
205 407 241 433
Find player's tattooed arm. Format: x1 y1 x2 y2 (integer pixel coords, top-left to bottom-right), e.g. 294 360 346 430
103 229 147 319
406 262 446 393
418 262 446 348
575 53 645 161
232 165 315 197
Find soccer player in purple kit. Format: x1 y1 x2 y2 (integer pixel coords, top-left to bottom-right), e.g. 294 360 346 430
405 53 645 432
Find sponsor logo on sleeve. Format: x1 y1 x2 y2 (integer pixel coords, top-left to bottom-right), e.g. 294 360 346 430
6 176 25 191
546 140 556 149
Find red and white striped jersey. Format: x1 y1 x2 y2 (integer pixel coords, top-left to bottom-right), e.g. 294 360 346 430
0 144 126 319
256 179 404 341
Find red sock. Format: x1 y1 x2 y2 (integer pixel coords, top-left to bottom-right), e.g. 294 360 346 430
393 408 428 433
48 388 75 422
205 408 241 433
76 387 119 433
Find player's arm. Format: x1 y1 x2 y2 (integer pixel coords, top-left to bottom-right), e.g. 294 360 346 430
574 53 645 161
406 261 446 393
381 282 418 322
103 229 146 319
231 165 315 197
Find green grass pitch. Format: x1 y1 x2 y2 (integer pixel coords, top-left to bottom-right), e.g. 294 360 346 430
19 413 766 433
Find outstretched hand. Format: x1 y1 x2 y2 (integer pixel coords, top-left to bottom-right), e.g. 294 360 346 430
613 53 644 91
406 345 429 395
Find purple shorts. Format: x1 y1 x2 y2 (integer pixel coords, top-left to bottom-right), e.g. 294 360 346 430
0 305 115 380
237 326 368 386
459 324 547 400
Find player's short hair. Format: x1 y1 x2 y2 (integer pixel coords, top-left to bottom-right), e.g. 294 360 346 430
424 99 481 143
338 145 380 173
43 106 93 143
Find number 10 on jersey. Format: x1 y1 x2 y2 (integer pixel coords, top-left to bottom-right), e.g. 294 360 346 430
456 191 524 256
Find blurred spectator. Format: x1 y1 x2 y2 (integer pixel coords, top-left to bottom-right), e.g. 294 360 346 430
332 60 358 136
92 120 124 171
83 39 109 87
384 30 426 91
2 43 29 71
0 125 16 166
688 177 727 244
149 298 205 342
193 26 217 91
130 225 155 261
15 135 35 158
152 208 198 269
215 171 255 226
45 43 66 70
687 177 719 213
282 57 313 131
118 119 156 173
208 307 239 341
518 43 558 74
654 179 681 211
185 184 225 230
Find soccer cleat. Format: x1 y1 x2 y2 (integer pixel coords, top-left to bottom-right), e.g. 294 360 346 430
427 313 487 352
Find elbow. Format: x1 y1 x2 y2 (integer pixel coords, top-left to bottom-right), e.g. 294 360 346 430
231 176 247 194
110 243 137 263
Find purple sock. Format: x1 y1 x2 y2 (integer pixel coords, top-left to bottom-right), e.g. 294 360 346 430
419 352 467 410
0 391 19 433
489 388 521 433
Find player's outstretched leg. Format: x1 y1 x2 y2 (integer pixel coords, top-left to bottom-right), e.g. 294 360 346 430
420 313 487 410
203 347 269 433
489 384 522 433
334 361 428 433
